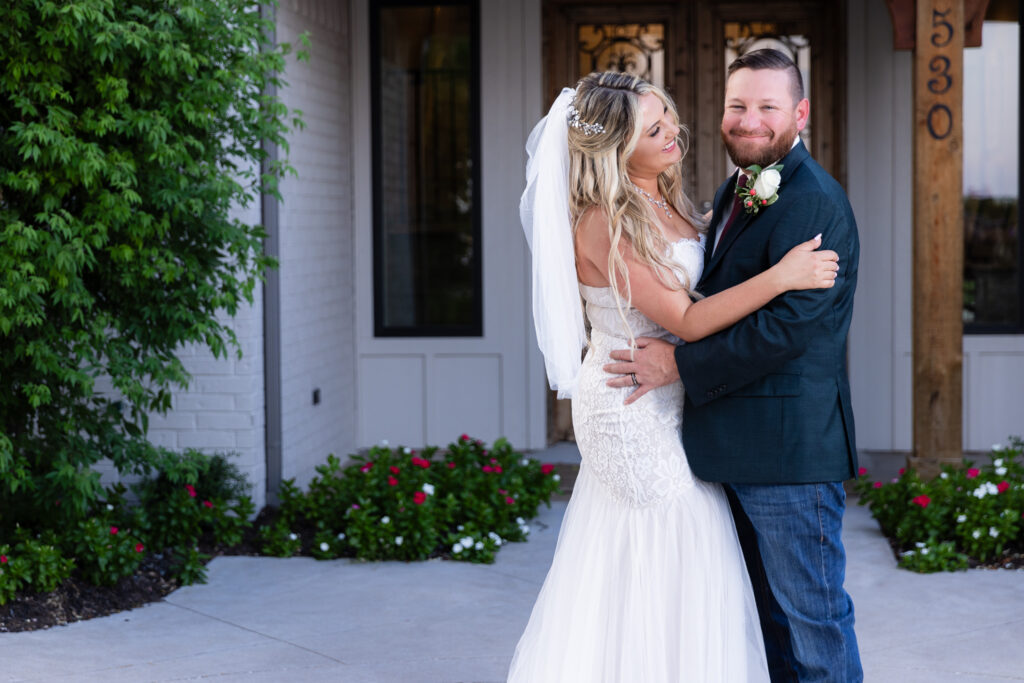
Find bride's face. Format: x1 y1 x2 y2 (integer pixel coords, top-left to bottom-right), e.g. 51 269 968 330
626 93 681 179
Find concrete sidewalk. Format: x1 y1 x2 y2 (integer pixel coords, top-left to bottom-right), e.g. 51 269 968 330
3 446 1023 682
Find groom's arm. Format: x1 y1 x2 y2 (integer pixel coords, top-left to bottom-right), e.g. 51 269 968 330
675 190 856 407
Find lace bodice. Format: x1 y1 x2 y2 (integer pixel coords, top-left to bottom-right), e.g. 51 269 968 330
572 234 707 508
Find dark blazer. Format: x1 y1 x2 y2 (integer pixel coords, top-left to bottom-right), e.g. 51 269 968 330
675 140 859 484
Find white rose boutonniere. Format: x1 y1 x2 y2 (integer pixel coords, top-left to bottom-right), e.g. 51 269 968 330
738 164 783 215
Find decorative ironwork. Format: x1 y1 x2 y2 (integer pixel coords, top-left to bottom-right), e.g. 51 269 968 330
578 23 665 86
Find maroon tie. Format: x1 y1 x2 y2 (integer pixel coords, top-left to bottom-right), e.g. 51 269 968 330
717 174 748 244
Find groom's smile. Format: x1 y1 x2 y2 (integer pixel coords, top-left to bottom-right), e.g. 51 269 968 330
720 67 809 169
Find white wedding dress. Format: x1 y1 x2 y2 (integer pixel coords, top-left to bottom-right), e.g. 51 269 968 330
508 235 770 683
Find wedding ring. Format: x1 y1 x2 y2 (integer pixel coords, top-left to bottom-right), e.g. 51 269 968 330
630 373 639 386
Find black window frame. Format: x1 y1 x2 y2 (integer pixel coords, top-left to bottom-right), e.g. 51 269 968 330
370 0 483 338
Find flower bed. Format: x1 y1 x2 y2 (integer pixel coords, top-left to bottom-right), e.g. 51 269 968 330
855 437 1023 572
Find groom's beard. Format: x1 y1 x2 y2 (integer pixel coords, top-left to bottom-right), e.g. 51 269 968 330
721 121 797 169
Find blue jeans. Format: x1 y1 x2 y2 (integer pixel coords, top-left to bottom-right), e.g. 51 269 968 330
727 482 862 683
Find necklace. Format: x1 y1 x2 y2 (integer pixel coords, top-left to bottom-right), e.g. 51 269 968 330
633 184 672 218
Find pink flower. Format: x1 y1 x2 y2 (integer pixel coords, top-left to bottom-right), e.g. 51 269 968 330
360 462 373 473
388 476 398 486
761 199 768 205
447 462 456 469
858 467 867 476
498 489 507 495
873 482 882 489
912 495 931 508
482 465 494 473
494 465 503 474
997 481 1010 494
413 491 427 505
745 200 753 207
203 500 214 508
390 466 400 475
411 457 430 469
505 496 515 505
966 468 980 479
351 504 360 509
482 450 489 456
541 464 555 475
185 484 197 498
490 458 498 464
135 543 144 553
460 434 470 442
898 468 906 476
0 555 7 564
110 526 119 535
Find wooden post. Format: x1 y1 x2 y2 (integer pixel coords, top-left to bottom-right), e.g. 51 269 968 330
910 0 966 478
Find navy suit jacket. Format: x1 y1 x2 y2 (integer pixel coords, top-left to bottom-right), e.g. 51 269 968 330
674 141 859 484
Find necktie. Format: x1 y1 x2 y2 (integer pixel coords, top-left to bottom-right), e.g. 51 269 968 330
717 174 747 245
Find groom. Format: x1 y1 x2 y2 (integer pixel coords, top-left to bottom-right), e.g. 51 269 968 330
607 49 862 681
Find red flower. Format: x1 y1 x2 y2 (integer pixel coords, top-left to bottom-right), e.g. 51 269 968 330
203 500 214 508
135 543 144 553
0 555 7 564
411 457 430 468
490 458 498 464
413 491 427 505
749 188 757 196
898 468 906 476
110 526 119 535
388 476 398 486
858 467 867 476
482 465 494 473
505 496 515 505
185 484 197 498
744 200 753 207
390 466 400 475
482 450 489 456
447 462 456 469
494 465 503 474
761 199 767 205
360 462 373 473
460 434 470 442
873 481 882 489
541 464 555 475
997 481 1010 494
498 489 507 495
966 468 980 479
912 495 931 508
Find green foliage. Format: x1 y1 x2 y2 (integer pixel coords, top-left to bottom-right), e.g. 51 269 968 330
130 450 254 584
856 436 1024 572
262 435 562 563
0 0 306 537
0 530 76 604
65 516 145 586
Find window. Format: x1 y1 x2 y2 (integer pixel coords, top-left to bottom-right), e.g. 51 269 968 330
963 7 1021 332
371 1 481 336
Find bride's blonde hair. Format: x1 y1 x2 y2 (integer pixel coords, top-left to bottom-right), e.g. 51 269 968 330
568 72 706 344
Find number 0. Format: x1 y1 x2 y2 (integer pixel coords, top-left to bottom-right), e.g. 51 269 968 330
927 104 953 139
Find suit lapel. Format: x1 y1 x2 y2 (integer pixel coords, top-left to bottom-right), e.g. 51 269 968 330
703 176 735 275
702 140 811 282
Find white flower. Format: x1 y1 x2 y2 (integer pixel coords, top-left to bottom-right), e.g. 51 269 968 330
452 544 462 553
521 458 529 466
106 504 114 511
422 483 435 495
940 472 948 479
994 458 1004 467
992 443 1003 452
996 467 1007 476
403 447 411 454
288 533 298 541
752 167 782 200
520 525 531 535
380 439 389 446
989 527 1000 538
337 532 346 540
972 529 982 539
461 536 474 546
957 514 967 523
320 542 330 552
915 542 926 549
395 536 404 546
457 524 465 531
986 482 999 495
381 516 390 524
973 486 989 499
474 541 484 550
553 474 561 482
488 531 500 541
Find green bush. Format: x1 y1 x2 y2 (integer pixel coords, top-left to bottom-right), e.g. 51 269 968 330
262 435 561 563
0 531 75 604
0 0 305 538
856 436 1023 572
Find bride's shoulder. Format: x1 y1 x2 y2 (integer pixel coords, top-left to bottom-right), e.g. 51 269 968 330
575 205 612 249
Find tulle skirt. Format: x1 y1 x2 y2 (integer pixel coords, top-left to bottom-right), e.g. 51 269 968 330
507 463 769 683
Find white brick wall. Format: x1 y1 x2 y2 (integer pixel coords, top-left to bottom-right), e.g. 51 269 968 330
275 0 357 488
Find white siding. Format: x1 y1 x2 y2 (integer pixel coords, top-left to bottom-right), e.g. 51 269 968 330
275 0 357 488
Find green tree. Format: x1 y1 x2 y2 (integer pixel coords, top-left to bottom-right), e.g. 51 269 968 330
0 0 306 533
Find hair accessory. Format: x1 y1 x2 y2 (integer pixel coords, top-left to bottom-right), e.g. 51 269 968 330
566 102 605 136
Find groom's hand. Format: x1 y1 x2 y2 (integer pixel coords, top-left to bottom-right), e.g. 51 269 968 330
604 337 680 405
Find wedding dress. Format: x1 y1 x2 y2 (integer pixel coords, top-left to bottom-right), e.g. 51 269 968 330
508 234 770 683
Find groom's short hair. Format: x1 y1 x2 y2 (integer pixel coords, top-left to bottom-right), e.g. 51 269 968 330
727 49 804 104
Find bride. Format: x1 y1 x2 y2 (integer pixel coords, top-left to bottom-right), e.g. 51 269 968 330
509 72 838 682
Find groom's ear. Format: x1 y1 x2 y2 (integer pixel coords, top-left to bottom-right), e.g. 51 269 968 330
795 98 810 131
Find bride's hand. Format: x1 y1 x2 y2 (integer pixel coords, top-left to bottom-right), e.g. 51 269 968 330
774 234 839 291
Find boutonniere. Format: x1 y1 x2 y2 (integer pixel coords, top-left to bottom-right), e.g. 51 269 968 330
738 164 783 215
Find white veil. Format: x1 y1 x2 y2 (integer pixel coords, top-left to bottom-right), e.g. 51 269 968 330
520 88 587 399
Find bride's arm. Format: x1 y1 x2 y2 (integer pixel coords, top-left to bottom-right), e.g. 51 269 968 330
575 211 838 343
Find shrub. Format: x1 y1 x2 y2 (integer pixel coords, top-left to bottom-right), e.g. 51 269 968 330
0 0 306 539
262 435 561 563
0 531 75 604
856 436 1023 572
